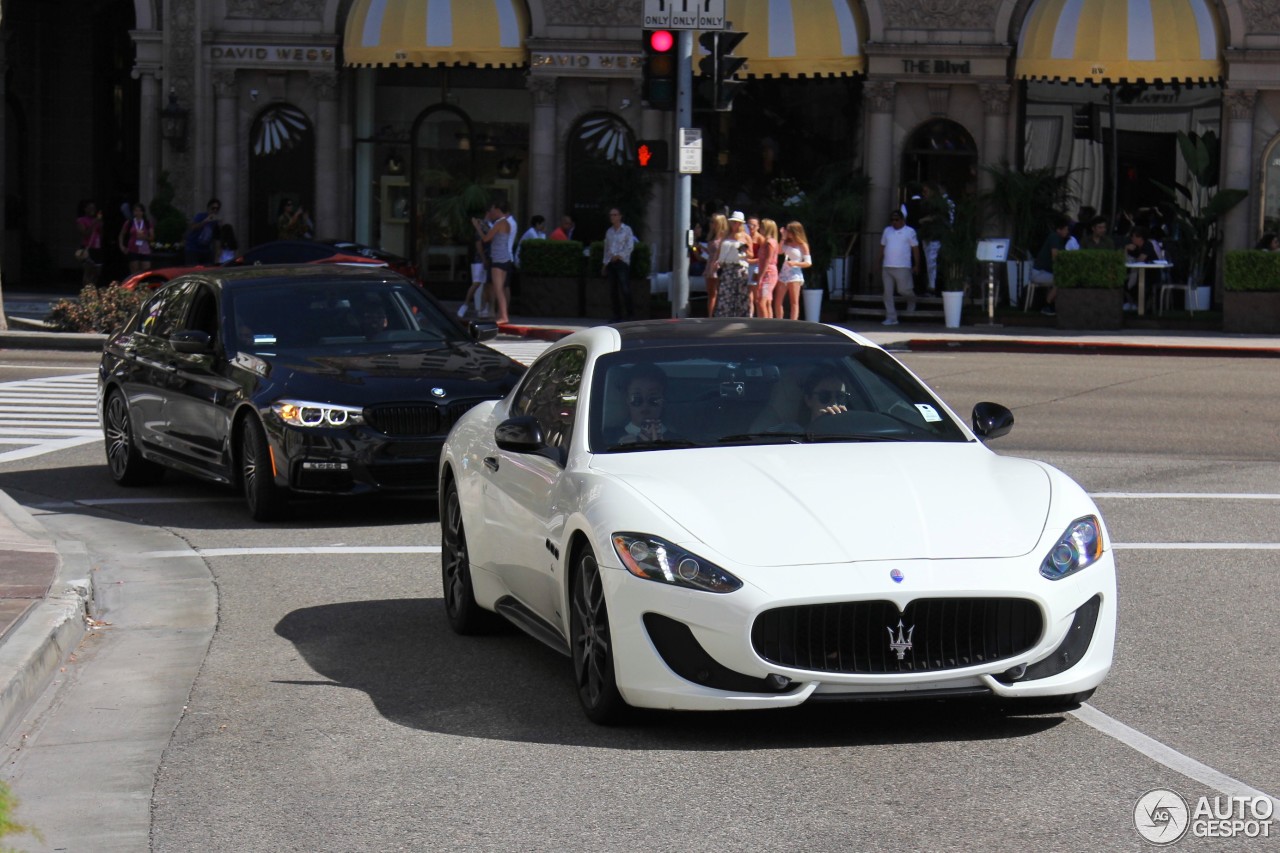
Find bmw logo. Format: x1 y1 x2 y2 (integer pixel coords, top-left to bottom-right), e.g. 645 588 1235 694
890 569 904 584
431 387 446 397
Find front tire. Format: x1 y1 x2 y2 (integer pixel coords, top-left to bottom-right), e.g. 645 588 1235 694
103 390 164 486
570 546 627 724
241 416 287 521
441 479 498 634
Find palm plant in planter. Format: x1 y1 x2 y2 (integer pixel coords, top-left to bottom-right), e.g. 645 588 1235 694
1153 130 1247 305
981 163 1077 307
1052 249 1126 330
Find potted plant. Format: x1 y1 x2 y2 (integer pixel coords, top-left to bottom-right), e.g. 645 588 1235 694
981 163 1077 306
514 238 586 316
1052 249 1126 329
1223 249 1280 333
1153 130 1247 310
937 196 982 328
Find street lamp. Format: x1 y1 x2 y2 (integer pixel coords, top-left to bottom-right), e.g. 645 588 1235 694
160 89 189 152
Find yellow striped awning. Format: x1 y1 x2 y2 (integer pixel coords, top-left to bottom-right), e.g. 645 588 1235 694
1016 0 1223 84
701 0 866 78
343 0 529 68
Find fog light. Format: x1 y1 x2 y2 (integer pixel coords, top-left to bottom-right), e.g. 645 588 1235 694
1001 663 1027 682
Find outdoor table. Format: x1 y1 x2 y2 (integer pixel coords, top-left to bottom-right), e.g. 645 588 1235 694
1126 261 1172 316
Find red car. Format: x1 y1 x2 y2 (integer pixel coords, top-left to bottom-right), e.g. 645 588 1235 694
119 240 390 291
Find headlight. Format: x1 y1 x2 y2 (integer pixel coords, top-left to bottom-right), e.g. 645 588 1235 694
1040 515 1103 580
611 533 742 594
272 400 365 428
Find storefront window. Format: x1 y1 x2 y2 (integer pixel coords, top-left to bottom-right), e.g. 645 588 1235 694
248 104 315 246
567 112 641 244
901 119 977 199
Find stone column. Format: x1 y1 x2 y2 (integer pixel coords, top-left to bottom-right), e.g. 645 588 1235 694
138 71 160 207
862 81 896 292
978 83 1012 193
1222 89 1257 255
311 73 341 241
527 76 558 227
212 71 239 236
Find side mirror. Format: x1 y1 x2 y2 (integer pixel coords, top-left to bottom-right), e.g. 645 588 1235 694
971 402 1014 440
470 320 500 341
495 415 545 453
170 329 213 354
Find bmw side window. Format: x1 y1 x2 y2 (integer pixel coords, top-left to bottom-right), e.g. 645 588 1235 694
139 282 194 339
184 285 219 339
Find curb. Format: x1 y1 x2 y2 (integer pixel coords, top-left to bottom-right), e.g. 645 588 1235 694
496 322 577 342
0 495 91 743
896 336 1280 358
0 330 106 351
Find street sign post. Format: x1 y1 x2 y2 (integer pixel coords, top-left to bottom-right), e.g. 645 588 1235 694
678 128 702 175
643 0 725 30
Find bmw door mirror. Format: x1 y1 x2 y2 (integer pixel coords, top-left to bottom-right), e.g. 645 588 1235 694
495 415 545 453
170 330 213 354
470 320 499 341
971 401 1014 440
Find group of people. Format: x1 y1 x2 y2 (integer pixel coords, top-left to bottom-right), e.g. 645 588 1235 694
75 197 241 287
1029 207 1170 315
697 211 812 320
462 202 578 326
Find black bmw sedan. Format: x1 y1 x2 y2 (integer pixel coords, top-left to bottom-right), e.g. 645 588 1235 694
98 265 526 520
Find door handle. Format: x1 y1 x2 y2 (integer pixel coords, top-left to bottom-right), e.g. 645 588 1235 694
483 456 499 472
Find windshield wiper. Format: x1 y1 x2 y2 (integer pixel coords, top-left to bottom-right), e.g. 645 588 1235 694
806 432 906 443
604 438 701 452
717 432 806 444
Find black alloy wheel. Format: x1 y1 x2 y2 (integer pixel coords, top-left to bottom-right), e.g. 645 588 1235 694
441 479 497 634
103 390 164 486
240 416 287 521
570 547 626 724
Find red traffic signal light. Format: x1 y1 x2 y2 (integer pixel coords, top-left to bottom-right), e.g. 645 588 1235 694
642 30 676 110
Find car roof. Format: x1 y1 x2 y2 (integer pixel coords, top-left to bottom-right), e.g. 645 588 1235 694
610 318 861 349
184 264 407 290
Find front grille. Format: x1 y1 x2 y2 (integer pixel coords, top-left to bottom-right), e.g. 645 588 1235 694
752 598 1043 675
369 462 435 489
364 399 489 437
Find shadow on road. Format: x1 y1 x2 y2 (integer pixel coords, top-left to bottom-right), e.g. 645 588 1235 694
274 597 1064 749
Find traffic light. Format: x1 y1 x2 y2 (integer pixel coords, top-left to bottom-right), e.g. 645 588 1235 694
697 30 748 112
642 29 676 110
636 139 669 171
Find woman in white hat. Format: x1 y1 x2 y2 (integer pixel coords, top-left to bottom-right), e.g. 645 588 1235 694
713 212 751 317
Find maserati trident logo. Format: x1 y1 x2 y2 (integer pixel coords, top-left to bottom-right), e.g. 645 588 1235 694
888 619 914 660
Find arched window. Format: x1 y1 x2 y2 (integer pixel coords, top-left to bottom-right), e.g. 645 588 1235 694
566 112 643 244
407 105 476 266
1262 134 1280 238
248 104 315 246
900 119 978 199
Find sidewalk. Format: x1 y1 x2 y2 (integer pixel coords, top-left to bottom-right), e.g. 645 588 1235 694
0 309 1278 740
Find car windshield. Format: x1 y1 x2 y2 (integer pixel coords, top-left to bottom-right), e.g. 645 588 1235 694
227 280 464 352
588 343 968 452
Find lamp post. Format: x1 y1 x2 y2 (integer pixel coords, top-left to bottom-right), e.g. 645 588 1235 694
160 89 189 153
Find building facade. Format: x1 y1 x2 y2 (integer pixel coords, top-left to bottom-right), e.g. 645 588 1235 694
3 0 1279 298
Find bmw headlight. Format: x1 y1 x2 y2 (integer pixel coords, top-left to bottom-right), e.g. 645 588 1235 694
612 533 742 594
1040 515 1103 580
272 399 365 428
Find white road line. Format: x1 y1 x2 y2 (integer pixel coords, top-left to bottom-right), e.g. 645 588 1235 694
33 497 241 509
0 372 100 462
1072 704 1277 809
140 545 443 558
1114 543 1280 550
1094 492 1280 500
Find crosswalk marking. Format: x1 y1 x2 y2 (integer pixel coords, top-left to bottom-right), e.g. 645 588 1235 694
489 338 551 365
0 373 101 463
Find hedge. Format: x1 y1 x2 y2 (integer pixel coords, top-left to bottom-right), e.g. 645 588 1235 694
518 239 586 277
1224 249 1280 292
1053 249 1126 289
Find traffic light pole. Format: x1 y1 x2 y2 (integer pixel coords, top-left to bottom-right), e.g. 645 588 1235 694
671 30 693 318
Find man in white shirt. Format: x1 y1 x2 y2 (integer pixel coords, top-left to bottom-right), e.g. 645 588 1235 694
878 210 921 326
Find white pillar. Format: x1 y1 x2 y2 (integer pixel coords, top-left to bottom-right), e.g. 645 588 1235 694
139 71 160 207
862 81 896 293
1222 89 1257 255
979 83 1011 193
528 76 558 227
354 69 375 245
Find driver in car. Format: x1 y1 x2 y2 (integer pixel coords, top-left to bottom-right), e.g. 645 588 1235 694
613 364 675 445
802 367 851 422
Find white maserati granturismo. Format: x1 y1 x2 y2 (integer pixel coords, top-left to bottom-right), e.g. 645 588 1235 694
438 319 1116 723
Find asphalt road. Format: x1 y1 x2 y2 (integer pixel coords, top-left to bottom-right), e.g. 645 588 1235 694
0 347 1276 851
